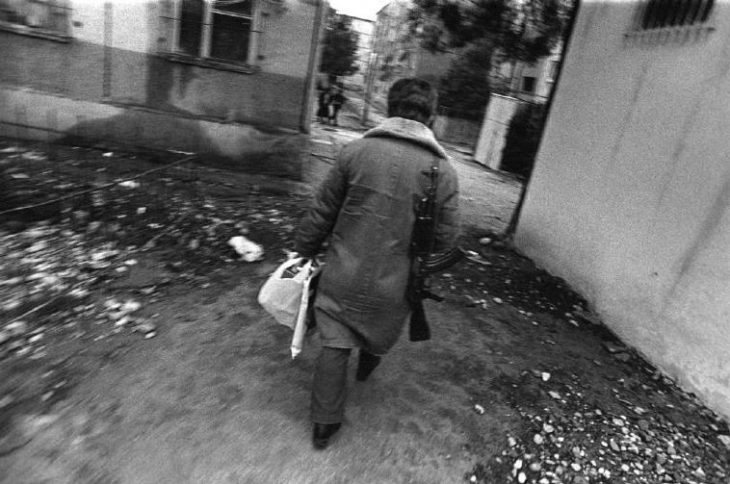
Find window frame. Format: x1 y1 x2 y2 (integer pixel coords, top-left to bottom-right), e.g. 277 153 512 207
171 0 260 67
521 76 536 94
0 0 72 42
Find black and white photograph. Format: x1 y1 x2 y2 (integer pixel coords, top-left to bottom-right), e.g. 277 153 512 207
1 0 729 482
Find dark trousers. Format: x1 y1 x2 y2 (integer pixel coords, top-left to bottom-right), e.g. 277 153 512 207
311 346 351 424
311 347 383 424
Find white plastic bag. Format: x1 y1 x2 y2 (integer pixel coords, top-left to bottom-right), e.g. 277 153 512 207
257 257 319 358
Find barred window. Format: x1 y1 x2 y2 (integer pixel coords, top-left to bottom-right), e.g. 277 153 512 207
175 0 257 64
640 0 714 29
627 0 715 45
0 0 71 39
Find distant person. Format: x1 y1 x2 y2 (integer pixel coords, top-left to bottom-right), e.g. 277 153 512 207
316 86 331 124
294 78 460 449
328 85 346 126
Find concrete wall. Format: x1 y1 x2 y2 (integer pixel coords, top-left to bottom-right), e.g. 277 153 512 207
474 94 526 169
0 87 307 178
515 0 730 418
0 0 321 175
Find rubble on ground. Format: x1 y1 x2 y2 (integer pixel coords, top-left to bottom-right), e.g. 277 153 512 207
469 368 730 483
0 141 305 366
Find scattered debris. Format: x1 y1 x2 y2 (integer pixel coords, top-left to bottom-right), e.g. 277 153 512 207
228 235 264 262
719 435 730 450
471 370 730 484
603 341 628 354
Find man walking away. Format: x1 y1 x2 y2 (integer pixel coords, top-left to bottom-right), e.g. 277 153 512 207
294 78 460 449
328 84 346 126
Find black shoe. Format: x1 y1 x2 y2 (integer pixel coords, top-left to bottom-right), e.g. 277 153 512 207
356 351 382 382
312 422 341 450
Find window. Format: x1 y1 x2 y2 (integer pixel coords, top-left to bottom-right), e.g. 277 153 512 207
626 0 715 45
0 0 70 39
522 76 536 94
175 0 257 65
639 0 713 30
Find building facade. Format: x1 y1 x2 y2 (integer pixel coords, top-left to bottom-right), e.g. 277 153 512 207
515 0 730 418
0 0 324 176
368 0 452 108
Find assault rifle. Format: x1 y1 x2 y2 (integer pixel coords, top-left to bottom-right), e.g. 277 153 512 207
407 162 464 341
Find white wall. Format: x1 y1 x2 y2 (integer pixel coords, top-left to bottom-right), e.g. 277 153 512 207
515 0 730 418
474 94 525 169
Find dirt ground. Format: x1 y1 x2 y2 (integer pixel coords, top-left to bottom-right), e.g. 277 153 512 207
1 129 729 484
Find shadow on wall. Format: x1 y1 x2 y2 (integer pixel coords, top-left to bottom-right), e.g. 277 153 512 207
58 109 308 181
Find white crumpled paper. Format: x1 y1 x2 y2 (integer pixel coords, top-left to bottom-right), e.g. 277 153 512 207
228 236 264 262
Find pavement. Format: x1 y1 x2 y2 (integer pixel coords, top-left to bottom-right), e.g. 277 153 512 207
1 130 729 484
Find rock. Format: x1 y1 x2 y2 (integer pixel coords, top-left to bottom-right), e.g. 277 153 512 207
718 435 730 450
133 321 156 334
543 423 555 434
574 307 602 325
609 439 620 452
541 372 551 382
492 297 503 304
5 321 28 337
603 341 628 354
529 462 541 472
534 434 544 445
114 316 131 327
549 391 561 400
474 404 485 415
28 333 43 344
614 353 631 362
508 436 517 447
479 237 492 246
120 300 141 314
517 472 526 483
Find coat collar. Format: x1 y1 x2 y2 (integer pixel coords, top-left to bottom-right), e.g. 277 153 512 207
363 117 448 159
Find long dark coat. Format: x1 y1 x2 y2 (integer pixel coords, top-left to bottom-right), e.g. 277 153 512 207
294 117 460 354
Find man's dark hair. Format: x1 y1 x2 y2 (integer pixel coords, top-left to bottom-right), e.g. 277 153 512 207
387 78 437 124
